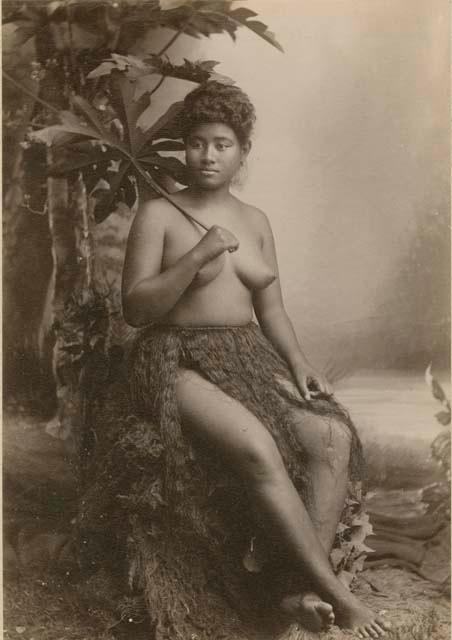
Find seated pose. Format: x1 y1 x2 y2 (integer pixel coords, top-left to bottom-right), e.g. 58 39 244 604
121 81 390 639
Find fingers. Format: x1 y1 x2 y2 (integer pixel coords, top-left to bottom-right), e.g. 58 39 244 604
312 380 325 395
227 237 240 252
307 376 324 396
309 375 333 396
300 378 312 401
225 237 239 253
318 376 332 395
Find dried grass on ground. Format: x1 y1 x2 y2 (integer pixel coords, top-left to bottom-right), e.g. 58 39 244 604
4 565 450 640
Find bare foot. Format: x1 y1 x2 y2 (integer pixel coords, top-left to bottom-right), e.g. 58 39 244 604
335 594 391 638
280 591 335 632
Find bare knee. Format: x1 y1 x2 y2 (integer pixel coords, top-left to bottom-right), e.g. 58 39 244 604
175 368 286 483
293 413 351 467
238 431 286 483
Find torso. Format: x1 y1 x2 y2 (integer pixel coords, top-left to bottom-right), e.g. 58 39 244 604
157 191 276 326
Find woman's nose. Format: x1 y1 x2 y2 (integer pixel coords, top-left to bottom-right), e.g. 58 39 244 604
201 144 216 164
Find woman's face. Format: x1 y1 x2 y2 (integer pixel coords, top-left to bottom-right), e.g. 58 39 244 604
185 122 250 190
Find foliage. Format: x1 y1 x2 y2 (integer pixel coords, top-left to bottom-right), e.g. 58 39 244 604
425 363 451 430
422 365 450 521
3 1 283 52
330 483 375 588
87 53 235 91
29 80 188 222
44 286 115 447
6 1 282 224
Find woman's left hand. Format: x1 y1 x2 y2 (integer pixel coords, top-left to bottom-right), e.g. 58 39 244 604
292 363 332 401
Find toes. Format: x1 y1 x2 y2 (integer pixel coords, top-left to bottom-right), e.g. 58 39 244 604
325 611 335 630
317 601 333 615
324 609 335 631
315 601 335 629
376 614 391 630
371 621 386 636
366 624 379 638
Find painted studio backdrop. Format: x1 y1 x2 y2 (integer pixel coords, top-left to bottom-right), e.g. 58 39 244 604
3 0 450 638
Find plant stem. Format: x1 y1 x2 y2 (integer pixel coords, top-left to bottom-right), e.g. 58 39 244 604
157 28 184 56
149 75 166 97
130 157 209 231
3 71 60 115
157 5 195 57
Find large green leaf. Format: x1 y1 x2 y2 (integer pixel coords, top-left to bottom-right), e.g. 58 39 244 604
158 1 283 51
149 140 185 152
136 100 184 149
108 71 151 155
139 153 189 185
92 159 135 222
227 7 283 52
88 54 234 101
29 81 187 221
71 95 112 138
87 53 151 79
30 123 103 147
48 147 112 176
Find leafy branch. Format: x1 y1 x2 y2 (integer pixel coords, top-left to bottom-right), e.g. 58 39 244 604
27 72 210 228
3 70 60 115
87 53 234 98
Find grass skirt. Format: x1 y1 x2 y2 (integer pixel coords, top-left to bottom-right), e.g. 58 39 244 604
79 322 365 640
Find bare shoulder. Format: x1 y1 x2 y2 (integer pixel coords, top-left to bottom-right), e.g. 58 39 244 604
132 197 176 229
128 197 184 245
236 198 273 237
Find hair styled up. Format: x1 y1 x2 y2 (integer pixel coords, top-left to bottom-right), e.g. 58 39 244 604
181 81 256 146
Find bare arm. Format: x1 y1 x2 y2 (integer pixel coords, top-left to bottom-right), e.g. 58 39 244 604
122 201 239 327
121 202 197 326
252 211 330 398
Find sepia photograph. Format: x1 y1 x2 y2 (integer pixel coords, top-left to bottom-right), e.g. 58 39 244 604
2 1 451 638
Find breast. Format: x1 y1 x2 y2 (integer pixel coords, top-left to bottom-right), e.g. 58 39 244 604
189 250 275 291
234 253 276 290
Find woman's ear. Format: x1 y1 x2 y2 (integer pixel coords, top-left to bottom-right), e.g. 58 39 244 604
241 140 252 159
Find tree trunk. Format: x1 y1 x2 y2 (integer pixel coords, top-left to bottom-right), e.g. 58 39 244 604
3 71 55 406
43 149 80 446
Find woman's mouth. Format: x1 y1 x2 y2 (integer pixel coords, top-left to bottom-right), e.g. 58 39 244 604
199 169 218 176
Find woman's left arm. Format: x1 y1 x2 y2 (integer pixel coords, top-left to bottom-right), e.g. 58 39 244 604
252 210 331 400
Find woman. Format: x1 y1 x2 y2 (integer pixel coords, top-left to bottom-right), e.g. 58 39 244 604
121 81 390 639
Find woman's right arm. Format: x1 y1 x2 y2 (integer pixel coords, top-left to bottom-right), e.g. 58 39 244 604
121 201 238 326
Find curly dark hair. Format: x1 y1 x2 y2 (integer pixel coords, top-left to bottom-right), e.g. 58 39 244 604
181 81 256 145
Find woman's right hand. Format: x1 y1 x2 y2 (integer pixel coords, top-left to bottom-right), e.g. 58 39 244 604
194 225 239 265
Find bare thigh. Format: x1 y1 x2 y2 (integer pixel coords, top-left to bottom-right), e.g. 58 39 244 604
176 368 286 480
277 377 352 464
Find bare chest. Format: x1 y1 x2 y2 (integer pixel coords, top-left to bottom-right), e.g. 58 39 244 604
163 214 275 290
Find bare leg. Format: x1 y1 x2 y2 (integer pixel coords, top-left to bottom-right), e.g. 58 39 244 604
295 413 350 550
280 412 351 631
176 370 389 638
